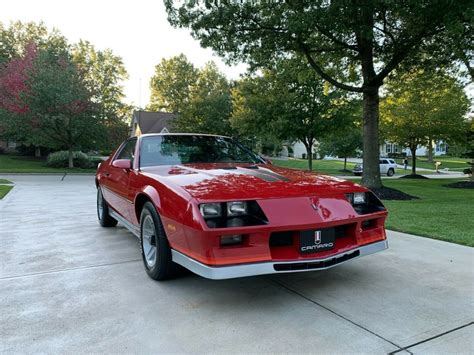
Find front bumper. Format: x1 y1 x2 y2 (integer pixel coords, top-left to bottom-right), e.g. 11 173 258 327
171 239 388 280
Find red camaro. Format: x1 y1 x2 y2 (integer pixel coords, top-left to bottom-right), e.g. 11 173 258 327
96 133 388 280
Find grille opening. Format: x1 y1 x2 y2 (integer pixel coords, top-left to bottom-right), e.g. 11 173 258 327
335 225 349 238
269 231 294 247
273 250 360 271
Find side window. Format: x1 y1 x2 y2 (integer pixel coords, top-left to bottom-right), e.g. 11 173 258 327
115 139 137 162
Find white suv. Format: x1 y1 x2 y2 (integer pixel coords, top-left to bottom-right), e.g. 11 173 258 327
353 158 397 176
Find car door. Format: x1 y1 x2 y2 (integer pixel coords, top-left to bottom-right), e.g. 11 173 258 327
101 138 137 220
379 159 388 174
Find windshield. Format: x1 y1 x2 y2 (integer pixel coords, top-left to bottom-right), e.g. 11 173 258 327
139 135 263 167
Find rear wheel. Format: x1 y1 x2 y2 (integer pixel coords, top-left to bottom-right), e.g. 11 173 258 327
97 187 117 227
140 202 178 281
387 168 395 177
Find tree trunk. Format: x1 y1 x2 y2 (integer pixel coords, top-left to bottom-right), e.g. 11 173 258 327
344 157 347 171
427 138 434 163
35 146 41 158
410 145 417 175
68 148 74 168
361 87 382 189
306 145 313 171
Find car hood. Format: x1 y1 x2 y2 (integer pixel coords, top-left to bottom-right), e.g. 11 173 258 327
141 163 365 201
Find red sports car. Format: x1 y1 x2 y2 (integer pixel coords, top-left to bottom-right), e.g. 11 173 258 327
96 133 388 280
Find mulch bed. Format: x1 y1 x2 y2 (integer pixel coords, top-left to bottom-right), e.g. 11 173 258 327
371 186 419 200
399 174 430 179
443 181 474 189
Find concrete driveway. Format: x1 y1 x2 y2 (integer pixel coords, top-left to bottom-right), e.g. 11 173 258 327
1 175 473 354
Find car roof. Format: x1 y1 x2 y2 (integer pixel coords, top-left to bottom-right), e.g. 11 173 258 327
138 133 231 139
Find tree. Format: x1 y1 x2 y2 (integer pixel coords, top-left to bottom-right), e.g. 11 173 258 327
148 54 198 112
381 69 470 175
0 21 67 65
27 48 103 167
231 57 342 170
174 62 232 135
165 0 470 188
319 112 362 171
0 22 69 156
72 40 131 149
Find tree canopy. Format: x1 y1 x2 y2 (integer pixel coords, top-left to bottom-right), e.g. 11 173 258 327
165 0 471 188
148 55 232 135
231 57 346 170
0 21 131 160
381 69 470 174
148 54 198 113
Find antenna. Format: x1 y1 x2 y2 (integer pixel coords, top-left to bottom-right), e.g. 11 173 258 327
139 78 142 110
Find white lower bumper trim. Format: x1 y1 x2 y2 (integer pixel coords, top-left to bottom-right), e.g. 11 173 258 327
171 239 388 280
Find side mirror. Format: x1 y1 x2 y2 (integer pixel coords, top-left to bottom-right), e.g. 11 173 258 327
112 159 132 170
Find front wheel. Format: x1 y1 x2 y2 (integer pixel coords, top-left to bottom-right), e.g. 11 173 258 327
97 187 117 227
387 169 395 177
140 202 178 281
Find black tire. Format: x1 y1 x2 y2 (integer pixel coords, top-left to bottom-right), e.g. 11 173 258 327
387 168 395 177
97 187 118 227
140 201 178 281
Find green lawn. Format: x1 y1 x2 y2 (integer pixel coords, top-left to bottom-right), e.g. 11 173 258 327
379 179 473 246
0 179 13 184
0 155 96 173
396 156 470 171
273 158 356 175
0 184 13 199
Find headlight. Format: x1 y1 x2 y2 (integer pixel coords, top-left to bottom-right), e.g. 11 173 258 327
353 192 367 205
199 203 222 217
227 201 247 216
346 192 367 205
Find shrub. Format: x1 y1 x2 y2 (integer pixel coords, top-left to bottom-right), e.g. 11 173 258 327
46 151 94 168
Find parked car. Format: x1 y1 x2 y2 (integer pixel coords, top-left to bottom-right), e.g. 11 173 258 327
353 158 397 176
96 133 388 280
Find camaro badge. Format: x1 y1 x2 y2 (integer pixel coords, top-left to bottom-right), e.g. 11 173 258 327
314 230 322 245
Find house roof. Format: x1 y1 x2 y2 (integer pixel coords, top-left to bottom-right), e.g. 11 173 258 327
131 111 177 136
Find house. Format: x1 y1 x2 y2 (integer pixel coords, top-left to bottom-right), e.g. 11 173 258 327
380 141 447 157
130 110 177 137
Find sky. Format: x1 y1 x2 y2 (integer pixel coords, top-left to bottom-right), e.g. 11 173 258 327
0 0 247 107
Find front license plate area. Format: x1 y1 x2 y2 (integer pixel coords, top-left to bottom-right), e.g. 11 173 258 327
300 228 335 254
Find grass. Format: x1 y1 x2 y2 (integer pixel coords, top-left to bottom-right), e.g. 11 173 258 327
0 180 13 199
396 156 470 171
379 179 473 246
0 155 96 174
273 158 356 175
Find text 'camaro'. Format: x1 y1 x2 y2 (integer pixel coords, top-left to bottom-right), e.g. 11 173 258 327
96 133 388 280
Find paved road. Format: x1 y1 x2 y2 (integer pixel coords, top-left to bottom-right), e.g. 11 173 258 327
1 175 473 354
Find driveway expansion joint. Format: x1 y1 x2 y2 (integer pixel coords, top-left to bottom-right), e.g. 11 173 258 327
269 278 411 354
388 322 474 354
0 259 141 281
